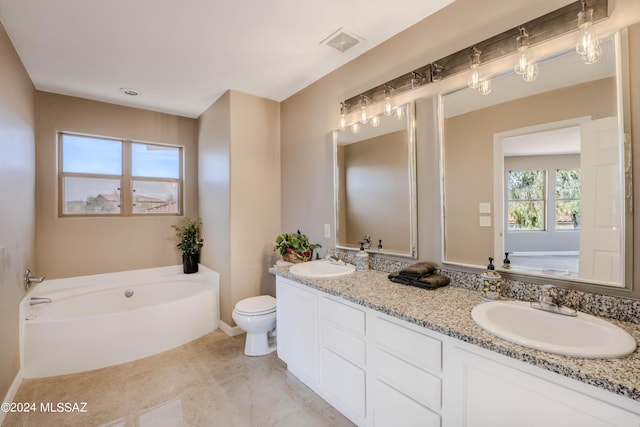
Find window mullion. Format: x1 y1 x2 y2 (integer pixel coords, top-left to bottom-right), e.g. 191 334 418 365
122 140 132 215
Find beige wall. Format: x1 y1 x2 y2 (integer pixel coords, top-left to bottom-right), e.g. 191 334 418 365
198 90 280 325
35 92 199 278
0 21 35 400
444 78 615 265
343 131 410 251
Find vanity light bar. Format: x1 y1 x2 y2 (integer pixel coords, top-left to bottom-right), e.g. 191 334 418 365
340 0 608 114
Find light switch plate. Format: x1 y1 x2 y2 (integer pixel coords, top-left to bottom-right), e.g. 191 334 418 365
479 216 492 227
324 224 331 238
479 202 491 214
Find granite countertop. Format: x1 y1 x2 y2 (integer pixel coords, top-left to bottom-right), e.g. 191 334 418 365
270 265 640 402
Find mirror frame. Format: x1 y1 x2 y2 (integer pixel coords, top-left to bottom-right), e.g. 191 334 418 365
439 28 633 290
333 102 418 258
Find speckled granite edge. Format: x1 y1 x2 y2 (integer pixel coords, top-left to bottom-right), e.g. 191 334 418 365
271 263 640 403
328 249 640 324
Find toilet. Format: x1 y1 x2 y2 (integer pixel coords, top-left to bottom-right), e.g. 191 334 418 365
232 295 277 356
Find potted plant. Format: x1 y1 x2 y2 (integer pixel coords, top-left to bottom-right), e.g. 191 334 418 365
274 230 321 263
172 217 204 274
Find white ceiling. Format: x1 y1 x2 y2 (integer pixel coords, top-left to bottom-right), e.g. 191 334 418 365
0 0 455 118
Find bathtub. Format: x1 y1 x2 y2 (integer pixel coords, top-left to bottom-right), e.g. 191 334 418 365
20 265 219 378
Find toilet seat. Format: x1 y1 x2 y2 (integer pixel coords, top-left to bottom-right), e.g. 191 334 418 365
234 295 276 316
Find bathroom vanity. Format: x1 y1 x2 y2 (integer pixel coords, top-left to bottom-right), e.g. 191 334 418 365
272 268 640 426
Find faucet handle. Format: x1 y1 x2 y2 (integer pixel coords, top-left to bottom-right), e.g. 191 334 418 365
538 284 556 305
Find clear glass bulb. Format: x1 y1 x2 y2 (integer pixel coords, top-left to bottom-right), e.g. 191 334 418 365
395 105 405 119
339 113 346 130
468 66 480 89
478 79 492 95
350 123 360 134
360 106 368 124
370 115 381 127
581 43 602 64
514 51 528 75
523 60 539 82
384 97 393 116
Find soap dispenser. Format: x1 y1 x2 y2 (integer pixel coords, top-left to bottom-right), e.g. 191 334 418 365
355 242 369 271
480 257 502 301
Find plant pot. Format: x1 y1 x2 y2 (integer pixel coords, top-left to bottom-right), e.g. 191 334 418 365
282 249 313 263
183 253 199 274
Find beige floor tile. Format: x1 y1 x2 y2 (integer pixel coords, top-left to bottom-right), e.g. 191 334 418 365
1 330 353 427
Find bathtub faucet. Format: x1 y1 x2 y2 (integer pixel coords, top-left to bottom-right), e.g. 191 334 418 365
29 297 52 306
24 269 45 291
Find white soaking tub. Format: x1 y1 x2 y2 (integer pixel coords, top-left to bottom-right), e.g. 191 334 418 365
20 265 219 378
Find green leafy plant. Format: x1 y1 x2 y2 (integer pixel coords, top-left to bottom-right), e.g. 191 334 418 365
172 217 204 256
273 230 321 262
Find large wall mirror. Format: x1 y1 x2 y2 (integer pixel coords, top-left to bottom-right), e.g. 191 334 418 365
334 102 417 258
441 28 633 289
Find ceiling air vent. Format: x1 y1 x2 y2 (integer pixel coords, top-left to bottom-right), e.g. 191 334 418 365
320 28 362 53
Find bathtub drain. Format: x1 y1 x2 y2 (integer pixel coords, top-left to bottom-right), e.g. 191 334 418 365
124 289 134 298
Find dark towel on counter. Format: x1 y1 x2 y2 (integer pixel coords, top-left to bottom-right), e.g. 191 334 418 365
388 272 450 290
397 262 439 278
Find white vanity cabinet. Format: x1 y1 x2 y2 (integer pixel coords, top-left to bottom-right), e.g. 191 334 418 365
275 276 640 427
275 277 319 387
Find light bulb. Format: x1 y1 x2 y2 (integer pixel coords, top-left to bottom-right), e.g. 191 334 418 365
514 52 529 75
514 28 530 75
478 80 492 96
370 115 381 127
359 97 368 124
467 48 482 89
384 99 393 116
468 66 480 89
339 114 346 130
581 43 602 64
523 60 539 82
576 6 600 64
395 105 405 119
350 123 360 134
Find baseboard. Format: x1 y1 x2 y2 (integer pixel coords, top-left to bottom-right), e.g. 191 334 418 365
0 369 23 425
219 320 244 337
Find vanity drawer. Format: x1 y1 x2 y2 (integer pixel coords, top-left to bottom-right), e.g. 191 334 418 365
374 379 440 427
320 296 366 337
375 316 442 373
322 321 366 366
374 347 441 410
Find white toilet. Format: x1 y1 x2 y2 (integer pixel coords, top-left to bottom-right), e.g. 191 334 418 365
232 295 277 356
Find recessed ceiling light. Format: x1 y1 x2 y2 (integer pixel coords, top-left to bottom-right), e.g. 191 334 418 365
119 87 140 96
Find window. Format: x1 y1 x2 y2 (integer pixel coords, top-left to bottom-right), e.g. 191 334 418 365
507 170 546 231
555 169 580 230
59 133 182 216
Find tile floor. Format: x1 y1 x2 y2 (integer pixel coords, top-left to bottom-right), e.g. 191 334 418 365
2 330 354 427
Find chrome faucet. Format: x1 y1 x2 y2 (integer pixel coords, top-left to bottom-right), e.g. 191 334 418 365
326 255 345 266
29 297 52 306
362 235 372 250
24 269 45 291
530 284 577 316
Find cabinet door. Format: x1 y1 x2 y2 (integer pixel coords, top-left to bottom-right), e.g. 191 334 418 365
276 278 318 388
453 347 640 427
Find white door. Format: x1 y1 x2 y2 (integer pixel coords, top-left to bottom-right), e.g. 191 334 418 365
578 116 622 284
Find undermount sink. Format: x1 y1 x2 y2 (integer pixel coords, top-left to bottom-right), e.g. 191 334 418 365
471 301 637 358
289 259 356 279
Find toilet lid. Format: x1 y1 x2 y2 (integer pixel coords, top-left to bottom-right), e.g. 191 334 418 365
235 295 276 315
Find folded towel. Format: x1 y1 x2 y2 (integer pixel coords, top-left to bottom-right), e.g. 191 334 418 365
388 272 450 290
397 262 439 278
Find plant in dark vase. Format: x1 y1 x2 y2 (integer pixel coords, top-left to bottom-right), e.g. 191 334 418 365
273 230 321 263
172 217 204 274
